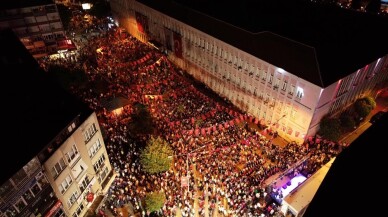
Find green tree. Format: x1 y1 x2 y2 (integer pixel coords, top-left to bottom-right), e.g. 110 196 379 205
128 103 155 136
144 191 166 214
364 96 376 109
140 136 173 174
354 98 374 118
318 116 342 142
340 113 356 132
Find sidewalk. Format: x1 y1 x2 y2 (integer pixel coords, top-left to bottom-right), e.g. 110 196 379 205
339 88 388 145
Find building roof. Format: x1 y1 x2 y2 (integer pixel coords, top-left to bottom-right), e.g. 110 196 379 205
0 0 54 10
0 28 92 186
282 157 334 215
303 111 388 217
138 0 388 87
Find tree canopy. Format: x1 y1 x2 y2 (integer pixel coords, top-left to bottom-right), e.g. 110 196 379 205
140 136 173 174
144 191 166 213
317 116 342 141
354 97 376 118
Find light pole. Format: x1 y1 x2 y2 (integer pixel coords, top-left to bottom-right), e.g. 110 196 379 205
168 145 208 194
269 114 286 145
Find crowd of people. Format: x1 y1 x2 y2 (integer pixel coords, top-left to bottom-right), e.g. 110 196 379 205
40 20 345 216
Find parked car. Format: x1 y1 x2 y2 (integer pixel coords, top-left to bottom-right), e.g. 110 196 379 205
369 111 386 124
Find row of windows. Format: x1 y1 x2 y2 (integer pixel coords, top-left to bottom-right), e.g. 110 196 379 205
185 45 303 99
1 178 44 217
65 144 79 164
58 175 72 194
67 190 80 208
84 123 97 143
98 167 109 184
93 154 106 172
88 139 102 159
72 202 85 217
79 176 91 193
50 158 66 179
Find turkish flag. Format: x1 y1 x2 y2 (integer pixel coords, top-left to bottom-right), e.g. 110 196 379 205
86 192 94 202
173 32 183 58
135 12 148 33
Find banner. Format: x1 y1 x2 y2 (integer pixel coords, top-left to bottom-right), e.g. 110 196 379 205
135 12 148 33
173 32 183 58
164 27 173 51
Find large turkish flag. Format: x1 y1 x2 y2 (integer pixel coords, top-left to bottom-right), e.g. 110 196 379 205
173 32 183 58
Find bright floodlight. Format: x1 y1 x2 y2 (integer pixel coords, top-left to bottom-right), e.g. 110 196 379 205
82 3 91 10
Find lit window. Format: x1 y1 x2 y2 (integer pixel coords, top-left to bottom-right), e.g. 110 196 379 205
282 80 287 91
296 87 304 99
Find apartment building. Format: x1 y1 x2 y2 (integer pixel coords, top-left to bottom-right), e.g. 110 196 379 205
110 0 388 144
0 29 114 217
0 0 75 59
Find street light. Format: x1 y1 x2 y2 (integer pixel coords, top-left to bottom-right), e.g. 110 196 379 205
269 114 286 145
168 145 208 194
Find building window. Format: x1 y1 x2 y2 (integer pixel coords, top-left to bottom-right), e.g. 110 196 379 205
88 138 102 158
23 190 34 203
30 182 42 195
79 176 91 193
59 175 73 194
262 71 267 81
282 80 287 91
93 154 106 172
67 190 80 208
65 144 79 164
289 85 295 96
268 74 273 84
296 87 304 99
83 123 97 143
51 158 66 179
98 167 109 184
72 203 85 217
14 197 27 212
5 206 17 217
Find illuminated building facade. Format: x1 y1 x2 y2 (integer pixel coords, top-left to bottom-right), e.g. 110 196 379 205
0 0 71 59
110 0 388 143
0 29 115 217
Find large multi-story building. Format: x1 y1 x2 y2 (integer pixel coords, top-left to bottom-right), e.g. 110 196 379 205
110 0 388 144
0 0 75 59
0 28 114 217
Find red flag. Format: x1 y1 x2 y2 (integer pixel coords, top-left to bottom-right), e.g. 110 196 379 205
173 32 183 58
135 12 148 33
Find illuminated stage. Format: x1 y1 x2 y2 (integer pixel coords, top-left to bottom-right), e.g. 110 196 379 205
272 174 307 203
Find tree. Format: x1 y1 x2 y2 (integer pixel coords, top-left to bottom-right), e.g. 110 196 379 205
364 96 377 109
354 97 374 118
317 116 342 142
128 103 155 136
140 136 173 174
144 191 166 214
340 113 356 132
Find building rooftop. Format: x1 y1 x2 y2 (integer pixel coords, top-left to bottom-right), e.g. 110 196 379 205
303 111 388 216
138 0 388 87
0 28 92 185
1 0 54 10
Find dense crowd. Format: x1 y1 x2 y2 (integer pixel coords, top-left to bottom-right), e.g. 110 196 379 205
40 23 345 217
